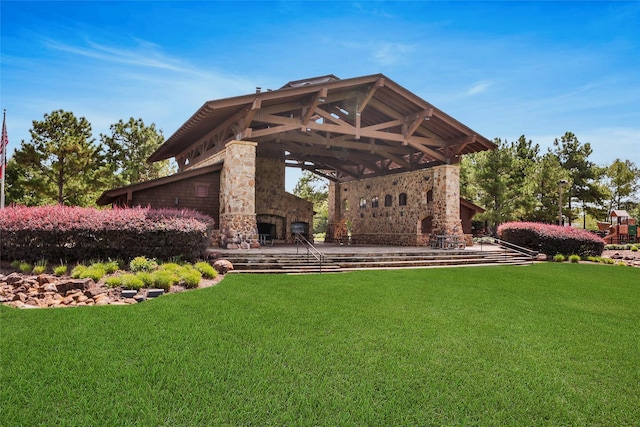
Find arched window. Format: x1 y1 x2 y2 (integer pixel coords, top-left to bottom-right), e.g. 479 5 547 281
359 197 367 208
426 189 433 203
399 193 407 206
371 196 379 208
384 194 393 207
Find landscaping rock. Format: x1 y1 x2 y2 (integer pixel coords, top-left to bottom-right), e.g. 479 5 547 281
213 259 234 274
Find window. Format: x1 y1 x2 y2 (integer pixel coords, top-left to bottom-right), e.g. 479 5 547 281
399 193 407 206
359 197 367 208
343 198 350 211
426 190 433 203
384 194 393 207
371 196 379 208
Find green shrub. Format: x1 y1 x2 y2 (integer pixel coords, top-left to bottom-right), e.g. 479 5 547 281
194 261 217 279
178 266 202 289
604 258 615 265
553 254 565 262
32 259 48 274
19 262 33 273
631 245 638 252
159 262 182 273
71 264 106 281
101 260 120 274
11 260 21 270
130 256 158 273
32 265 47 275
136 272 154 287
615 261 627 267
71 264 87 279
105 276 123 288
53 265 68 276
150 270 179 291
119 274 144 290
568 255 581 263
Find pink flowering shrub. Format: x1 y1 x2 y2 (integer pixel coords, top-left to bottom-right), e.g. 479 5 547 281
0 206 215 262
498 222 605 257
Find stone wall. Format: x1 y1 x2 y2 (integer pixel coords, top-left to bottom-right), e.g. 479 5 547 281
255 156 314 242
327 165 463 246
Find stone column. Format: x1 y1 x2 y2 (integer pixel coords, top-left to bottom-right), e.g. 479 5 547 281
431 164 463 240
219 140 258 248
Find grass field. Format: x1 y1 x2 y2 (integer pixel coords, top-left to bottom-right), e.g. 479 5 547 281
1 264 639 426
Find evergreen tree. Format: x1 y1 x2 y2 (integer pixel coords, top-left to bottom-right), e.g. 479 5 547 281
10 110 106 206
101 118 174 187
469 138 516 232
551 132 606 227
605 159 639 212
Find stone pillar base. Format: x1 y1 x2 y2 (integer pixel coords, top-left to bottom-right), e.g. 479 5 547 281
219 213 257 248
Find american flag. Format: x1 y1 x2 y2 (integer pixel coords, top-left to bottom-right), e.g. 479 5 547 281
0 111 7 179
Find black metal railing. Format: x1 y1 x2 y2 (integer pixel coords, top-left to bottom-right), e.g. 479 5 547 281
476 235 538 264
294 233 325 273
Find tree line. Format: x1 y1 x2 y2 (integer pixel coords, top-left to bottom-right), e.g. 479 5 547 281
461 132 639 231
5 110 174 206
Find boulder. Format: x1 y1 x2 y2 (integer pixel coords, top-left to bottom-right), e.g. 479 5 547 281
213 259 234 274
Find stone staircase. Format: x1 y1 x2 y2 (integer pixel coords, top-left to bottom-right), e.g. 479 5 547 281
221 247 533 274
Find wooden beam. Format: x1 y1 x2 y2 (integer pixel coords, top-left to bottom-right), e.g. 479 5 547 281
302 88 328 125
357 77 385 114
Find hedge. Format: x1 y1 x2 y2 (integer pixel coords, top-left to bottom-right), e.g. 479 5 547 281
498 221 605 258
0 206 215 263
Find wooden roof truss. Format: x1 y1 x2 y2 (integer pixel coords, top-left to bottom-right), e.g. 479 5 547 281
150 74 495 182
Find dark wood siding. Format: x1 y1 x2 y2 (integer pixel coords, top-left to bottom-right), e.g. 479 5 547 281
130 171 220 225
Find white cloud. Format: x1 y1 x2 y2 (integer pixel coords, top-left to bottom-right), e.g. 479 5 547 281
372 42 416 66
466 81 493 96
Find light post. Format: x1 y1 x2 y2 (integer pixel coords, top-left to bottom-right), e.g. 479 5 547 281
558 179 568 226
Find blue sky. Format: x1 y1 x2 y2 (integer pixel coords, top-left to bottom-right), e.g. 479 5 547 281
1 1 639 191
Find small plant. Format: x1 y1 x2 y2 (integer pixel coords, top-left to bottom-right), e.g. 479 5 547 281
32 259 48 275
195 261 217 279
150 270 179 291
11 260 21 270
100 260 120 275
568 255 581 264
136 272 154 287
178 266 202 289
71 264 88 279
631 245 638 252
553 254 565 262
105 276 123 288
130 256 158 273
159 262 182 273
615 261 627 267
119 274 144 290
53 264 68 276
71 264 106 281
19 262 33 274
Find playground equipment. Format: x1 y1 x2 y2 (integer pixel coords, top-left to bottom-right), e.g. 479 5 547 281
600 210 638 244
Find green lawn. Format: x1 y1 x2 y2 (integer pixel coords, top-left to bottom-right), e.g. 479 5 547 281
1 264 639 426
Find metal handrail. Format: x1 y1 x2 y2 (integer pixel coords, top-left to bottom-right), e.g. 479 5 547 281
476 235 538 263
294 233 325 273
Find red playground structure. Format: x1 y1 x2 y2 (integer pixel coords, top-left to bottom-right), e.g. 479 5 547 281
599 210 638 244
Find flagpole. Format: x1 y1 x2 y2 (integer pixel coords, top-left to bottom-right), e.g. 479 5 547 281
1 109 6 209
